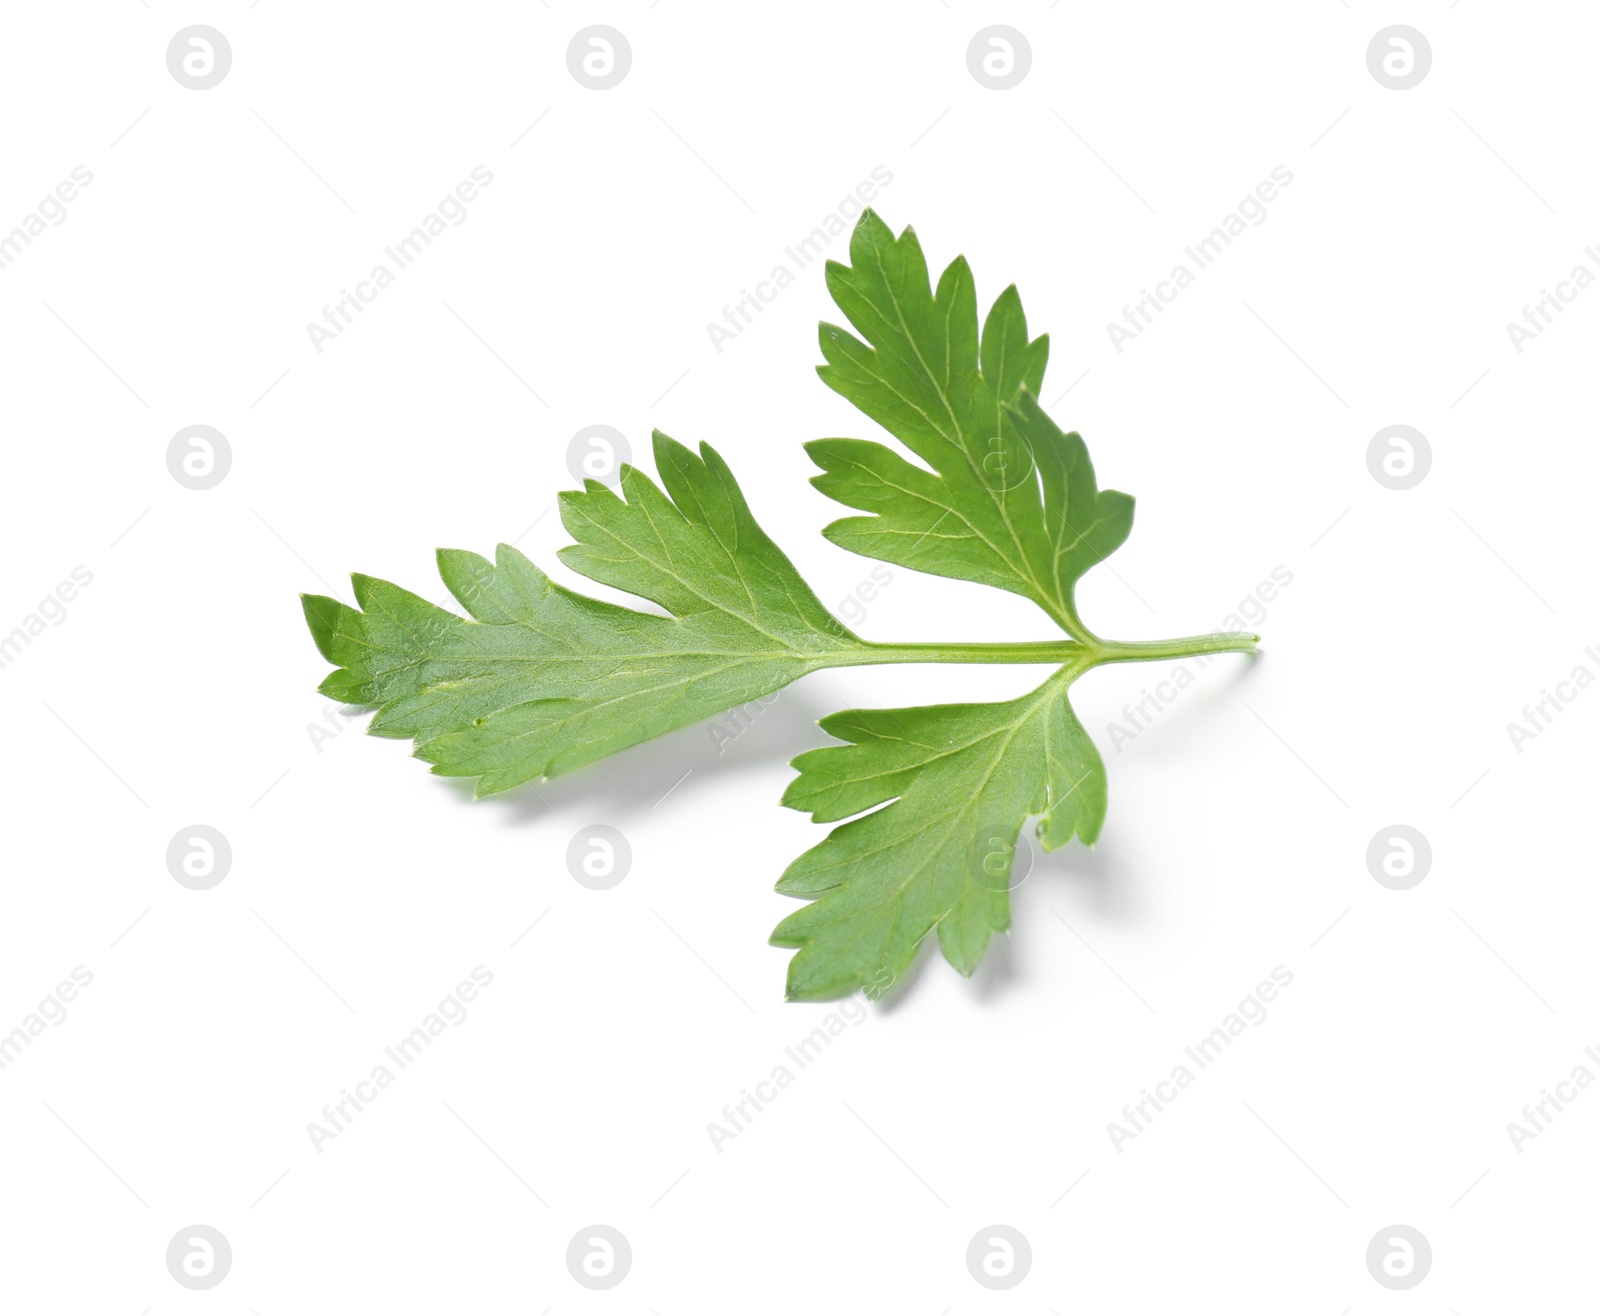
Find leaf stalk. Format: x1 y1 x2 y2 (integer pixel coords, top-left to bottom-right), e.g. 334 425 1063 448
841 632 1258 669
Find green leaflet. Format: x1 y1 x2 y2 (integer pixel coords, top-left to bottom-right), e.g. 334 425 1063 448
302 210 1261 1003
303 434 860 795
772 666 1106 1001
809 210 1132 639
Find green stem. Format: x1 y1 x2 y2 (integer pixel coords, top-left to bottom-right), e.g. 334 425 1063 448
1089 632 1261 665
841 631 1258 669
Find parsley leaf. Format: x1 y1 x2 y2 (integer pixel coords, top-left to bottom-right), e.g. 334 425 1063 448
772 666 1106 1001
302 211 1259 1002
303 434 862 794
809 210 1132 640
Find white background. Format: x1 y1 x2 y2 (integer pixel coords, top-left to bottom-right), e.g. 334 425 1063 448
1 2 1595 1310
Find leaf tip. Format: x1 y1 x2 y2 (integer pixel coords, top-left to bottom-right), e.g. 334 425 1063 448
301 592 347 662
